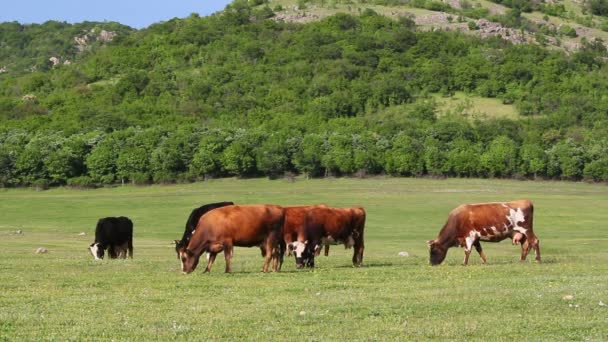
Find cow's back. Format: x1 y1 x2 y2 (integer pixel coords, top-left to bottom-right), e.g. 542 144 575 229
306 207 354 239
444 200 533 241
284 205 326 237
197 205 285 247
95 216 132 244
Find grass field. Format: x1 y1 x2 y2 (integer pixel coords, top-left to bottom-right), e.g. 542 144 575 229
1 177 607 340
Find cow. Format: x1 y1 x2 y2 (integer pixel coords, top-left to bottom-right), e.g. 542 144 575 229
427 200 541 266
89 216 133 260
287 206 366 268
281 205 327 269
178 204 285 274
173 201 234 259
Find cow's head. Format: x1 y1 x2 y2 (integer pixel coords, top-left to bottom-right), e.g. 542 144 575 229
427 239 447 265
179 248 200 274
287 241 315 269
89 242 104 260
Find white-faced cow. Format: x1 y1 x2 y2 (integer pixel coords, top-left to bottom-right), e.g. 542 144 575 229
178 205 285 273
173 201 234 259
282 205 327 269
427 200 541 265
288 206 366 268
89 216 133 260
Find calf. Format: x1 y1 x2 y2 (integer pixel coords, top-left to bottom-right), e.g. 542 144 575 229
173 201 234 258
179 205 285 273
427 200 541 265
89 216 133 260
288 206 366 268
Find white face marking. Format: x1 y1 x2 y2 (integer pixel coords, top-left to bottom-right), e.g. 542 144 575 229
179 251 187 272
89 243 101 260
507 208 527 234
289 241 307 258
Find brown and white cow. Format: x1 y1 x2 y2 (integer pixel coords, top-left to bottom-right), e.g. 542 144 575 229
427 200 541 265
282 205 327 269
288 206 366 268
178 204 285 273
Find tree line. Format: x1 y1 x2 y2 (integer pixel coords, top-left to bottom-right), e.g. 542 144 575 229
1 2 608 187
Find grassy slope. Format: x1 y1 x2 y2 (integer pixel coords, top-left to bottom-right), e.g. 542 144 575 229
433 91 518 119
1 178 607 340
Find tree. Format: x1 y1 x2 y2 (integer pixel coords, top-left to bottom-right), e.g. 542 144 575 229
445 138 483 177
322 133 355 175
190 129 230 179
221 129 259 177
352 132 388 175
293 133 326 178
385 133 424 176
256 131 299 178
519 142 547 178
480 136 518 177
546 138 585 180
86 134 123 184
423 137 446 177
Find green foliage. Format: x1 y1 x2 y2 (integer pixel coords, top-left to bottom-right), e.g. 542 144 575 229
1 7 608 185
585 0 608 16
480 136 518 177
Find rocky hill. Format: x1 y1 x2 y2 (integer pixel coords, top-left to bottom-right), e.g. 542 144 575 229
267 0 608 52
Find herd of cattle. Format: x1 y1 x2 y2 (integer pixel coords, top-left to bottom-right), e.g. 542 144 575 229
89 199 541 273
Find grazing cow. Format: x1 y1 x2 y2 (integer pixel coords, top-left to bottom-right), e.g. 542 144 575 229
282 205 327 269
173 201 234 258
288 206 366 268
179 205 285 273
427 200 541 266
89 216 133 260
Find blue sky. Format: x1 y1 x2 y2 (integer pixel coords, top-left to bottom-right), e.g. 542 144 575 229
0 0 234 29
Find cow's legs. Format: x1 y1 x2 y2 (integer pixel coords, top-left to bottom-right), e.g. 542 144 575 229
261 238 274 273
473 240 487 264
108 245 118 259
519 236 530 261
127 238 133 259
520 235 541 262
352 239 364 267
532 239 541 262
224 244 233 273
324 244 330 257
205 243 223 273
463 237 477 266
205 252 218 273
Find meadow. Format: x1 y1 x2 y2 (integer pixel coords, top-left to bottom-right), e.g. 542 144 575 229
1 177 607 340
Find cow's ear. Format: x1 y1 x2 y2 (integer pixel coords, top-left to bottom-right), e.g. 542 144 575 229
287 243 294 252
426 240 435 247
173 240 180 246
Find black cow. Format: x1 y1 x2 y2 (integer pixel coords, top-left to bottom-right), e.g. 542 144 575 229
174 201 234 258
89 216 133 260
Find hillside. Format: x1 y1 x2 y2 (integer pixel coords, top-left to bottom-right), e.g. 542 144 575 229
1 0 608 187
0 21 134 77
269 0 608 51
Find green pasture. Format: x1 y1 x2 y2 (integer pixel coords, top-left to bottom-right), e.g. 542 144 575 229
1 178 607 340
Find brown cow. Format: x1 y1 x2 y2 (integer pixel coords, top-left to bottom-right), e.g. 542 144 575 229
288 206 366 268
179 204 285 273
282 205 327 269
427 200 541 266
